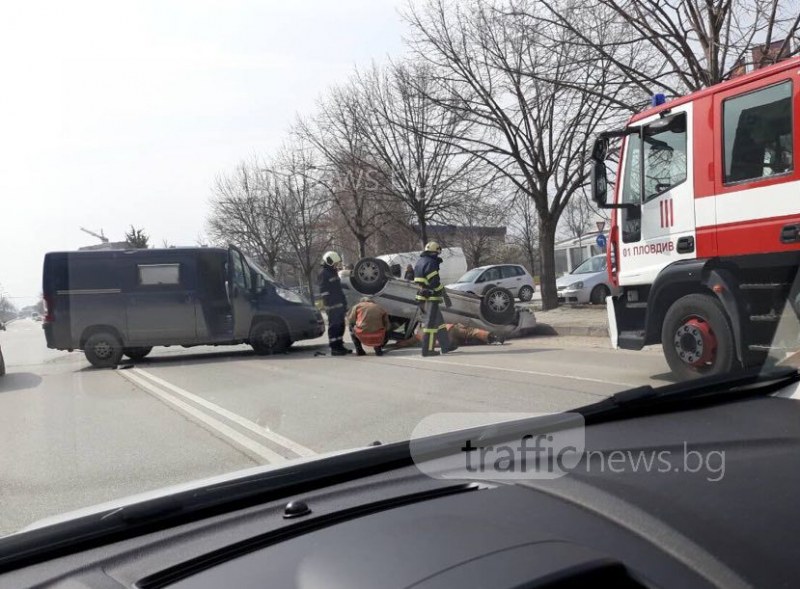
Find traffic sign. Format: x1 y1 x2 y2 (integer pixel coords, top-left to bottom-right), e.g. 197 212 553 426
596 234 607 249
596 221 605 232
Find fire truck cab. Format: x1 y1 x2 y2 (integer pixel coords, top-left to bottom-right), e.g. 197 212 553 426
591 58 800 380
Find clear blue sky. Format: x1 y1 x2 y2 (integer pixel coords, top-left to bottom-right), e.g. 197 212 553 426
0 0 409 306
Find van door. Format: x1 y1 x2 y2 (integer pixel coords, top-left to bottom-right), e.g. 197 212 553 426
126 256 198 345
228 246 254 339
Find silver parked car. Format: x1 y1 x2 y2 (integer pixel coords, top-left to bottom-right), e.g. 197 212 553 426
556 254 619 305
446 264 536 301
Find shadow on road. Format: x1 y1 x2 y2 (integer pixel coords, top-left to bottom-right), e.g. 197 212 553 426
0 372 43 393
73 344 332 371
649 372 680 384
447 347 559 356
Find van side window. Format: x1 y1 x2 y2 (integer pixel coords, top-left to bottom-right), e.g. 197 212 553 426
138 264 180 286
723 80 793 184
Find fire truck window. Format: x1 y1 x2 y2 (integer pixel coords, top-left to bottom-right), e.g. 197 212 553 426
642 113 687 201
621 134 642 243
724 80 793 184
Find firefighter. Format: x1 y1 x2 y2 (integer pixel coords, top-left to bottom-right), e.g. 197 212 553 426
390 323 504 349
413 241 456 356
318 251 352 356
347 297 391 356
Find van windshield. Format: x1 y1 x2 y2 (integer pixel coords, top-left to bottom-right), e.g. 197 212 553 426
245 257 279 291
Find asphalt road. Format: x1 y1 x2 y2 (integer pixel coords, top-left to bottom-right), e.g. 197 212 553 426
0 318 671 535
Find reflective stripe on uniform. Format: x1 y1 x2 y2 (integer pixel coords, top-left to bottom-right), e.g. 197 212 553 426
426 270 439 280
326 303 344 310
320 291 330 297
434 284 445 292
329 336 343 342
414 277 429 285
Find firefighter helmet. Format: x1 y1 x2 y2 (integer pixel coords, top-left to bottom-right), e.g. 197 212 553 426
322 251 342 266
424 241 442 253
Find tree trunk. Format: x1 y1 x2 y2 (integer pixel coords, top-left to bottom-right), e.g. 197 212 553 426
357 237 367 259
417 212 428 246
538 217 559 311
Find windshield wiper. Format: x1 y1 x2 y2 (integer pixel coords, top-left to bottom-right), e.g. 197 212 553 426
575 366 799 425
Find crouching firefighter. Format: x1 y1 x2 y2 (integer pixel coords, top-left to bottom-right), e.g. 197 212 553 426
347 297 391 356
318 251 352 356
414 241 457 357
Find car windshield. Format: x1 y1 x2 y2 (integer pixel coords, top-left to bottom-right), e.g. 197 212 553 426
571 256 606 274
1 0 798 543
455 269 484 283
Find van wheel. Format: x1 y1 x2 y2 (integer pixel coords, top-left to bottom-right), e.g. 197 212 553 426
84 332 123 368
480 287 516 325
350 258 389 295
251 319 290 355
124 347 153 361
662 294 735 381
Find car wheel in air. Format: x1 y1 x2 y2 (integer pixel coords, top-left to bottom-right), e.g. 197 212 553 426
350 257 389 295
661 293 735 381
480 286 516 325
84 331 124 368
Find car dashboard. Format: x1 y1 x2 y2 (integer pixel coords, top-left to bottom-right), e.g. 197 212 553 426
2 396 800 588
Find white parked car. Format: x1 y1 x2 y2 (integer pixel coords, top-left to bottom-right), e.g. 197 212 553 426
556 254 619 305
446 264 536 301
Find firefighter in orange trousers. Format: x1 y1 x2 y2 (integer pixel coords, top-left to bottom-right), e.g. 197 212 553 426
347 297 391 356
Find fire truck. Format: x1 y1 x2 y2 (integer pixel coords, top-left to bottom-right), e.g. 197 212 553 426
590 57 800 380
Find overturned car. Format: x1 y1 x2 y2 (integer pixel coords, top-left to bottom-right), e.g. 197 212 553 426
341 257 536 340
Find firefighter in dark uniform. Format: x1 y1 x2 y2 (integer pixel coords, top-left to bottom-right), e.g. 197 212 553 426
413 241 457 356
318 251 352 356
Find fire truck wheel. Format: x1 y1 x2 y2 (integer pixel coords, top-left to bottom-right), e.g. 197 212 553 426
661 293 735 380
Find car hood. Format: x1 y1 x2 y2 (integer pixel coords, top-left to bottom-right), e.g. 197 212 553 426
16 446 362 535
445 283 471 291
557 272 602 288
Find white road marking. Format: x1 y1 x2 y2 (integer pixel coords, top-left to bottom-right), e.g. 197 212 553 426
131 368 316 458
392 356 637 388
119 370 287 464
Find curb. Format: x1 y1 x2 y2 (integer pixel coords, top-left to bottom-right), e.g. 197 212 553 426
531 323 609 338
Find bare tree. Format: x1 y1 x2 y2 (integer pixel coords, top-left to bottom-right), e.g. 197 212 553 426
534 0 800 98
404 0 627 309
561 191 594 246
207 159 286 274
296 85 396 259
271 145 333 299
508 192 539 277
354 61 481 245
444 169 511 267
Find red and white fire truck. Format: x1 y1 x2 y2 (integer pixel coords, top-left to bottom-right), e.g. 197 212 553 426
591 57 800 379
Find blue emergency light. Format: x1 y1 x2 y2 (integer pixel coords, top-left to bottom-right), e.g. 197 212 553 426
652 93 667 106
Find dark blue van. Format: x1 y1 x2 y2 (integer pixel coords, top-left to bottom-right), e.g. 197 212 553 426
42 246 324 367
